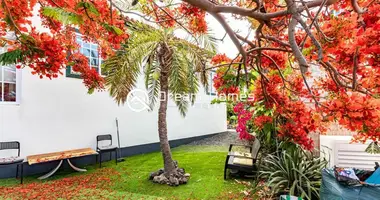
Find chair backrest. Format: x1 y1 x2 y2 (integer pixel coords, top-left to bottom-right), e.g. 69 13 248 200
251 138 261 160
97 134 112 148
0 141 20 156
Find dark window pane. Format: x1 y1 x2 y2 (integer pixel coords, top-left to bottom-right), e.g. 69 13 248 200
91 58 98 66
4 66 16 83
83 48 91 57
90 50 98 58
0 83 2 102
4 83 16 102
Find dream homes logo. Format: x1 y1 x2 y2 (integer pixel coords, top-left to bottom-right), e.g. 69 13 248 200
126 88 255 112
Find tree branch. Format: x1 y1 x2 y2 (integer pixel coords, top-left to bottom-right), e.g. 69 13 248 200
351 0 365 14
352 48 359 90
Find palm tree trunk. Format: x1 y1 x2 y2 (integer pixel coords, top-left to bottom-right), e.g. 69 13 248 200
158 43 176 175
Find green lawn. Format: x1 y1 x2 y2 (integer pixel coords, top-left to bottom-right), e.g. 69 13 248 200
0 145 249 200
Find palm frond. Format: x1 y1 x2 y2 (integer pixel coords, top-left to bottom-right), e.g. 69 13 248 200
103 51 140 105
103 22 162 105
171 39 212 89
144 50 161 109
196 30 218 53
169 49 190 116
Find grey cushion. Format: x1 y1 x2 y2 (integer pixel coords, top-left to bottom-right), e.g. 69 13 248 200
98 145 117 151
0 156 24 165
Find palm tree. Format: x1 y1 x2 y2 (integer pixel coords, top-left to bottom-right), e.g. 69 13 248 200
103 21 216 183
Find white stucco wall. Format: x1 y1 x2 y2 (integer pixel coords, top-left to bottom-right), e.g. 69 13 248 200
0 5 227 158
0 68 227 157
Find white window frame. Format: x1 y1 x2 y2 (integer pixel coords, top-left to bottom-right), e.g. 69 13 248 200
0 65 21 105
0 47 21 105
206 70 217 96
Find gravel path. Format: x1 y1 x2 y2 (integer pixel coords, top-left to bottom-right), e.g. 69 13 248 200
188 130 247 146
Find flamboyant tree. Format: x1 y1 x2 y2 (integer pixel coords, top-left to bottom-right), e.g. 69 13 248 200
129 0 379 150
202 0 380 151
0 0 379 153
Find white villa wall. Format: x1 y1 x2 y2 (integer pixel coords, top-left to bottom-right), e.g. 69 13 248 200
0 6 226 158
0 67 227 158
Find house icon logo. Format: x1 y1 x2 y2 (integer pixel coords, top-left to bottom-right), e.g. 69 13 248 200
126 89 151 112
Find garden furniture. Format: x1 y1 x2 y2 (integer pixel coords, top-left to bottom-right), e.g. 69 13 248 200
0 141 24 184
224 138 261 180
96 134 118 168
27 148 97 179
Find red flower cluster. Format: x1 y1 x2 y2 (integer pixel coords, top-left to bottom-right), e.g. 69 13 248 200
325 93 380 143
213 72 240 95
18 30 67 79
179 3 207 34
68 53 105 90
254 115 273 129
211 53 232 65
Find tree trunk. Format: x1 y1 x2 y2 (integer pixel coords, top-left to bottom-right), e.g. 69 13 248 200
157 42 176 175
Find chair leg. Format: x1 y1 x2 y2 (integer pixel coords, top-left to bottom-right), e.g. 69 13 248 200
16 164 19 179
99 152 102 168
20 164 23 184
115 150 118 165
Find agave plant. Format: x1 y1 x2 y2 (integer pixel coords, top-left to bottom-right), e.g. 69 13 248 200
102 20 215 181
259 145 328 200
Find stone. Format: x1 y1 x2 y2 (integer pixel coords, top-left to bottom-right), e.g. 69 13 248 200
169 176 179 186
153 174 168 184
150 167 189 186
178 168 185 174
179 177 189 184
149 168 165 180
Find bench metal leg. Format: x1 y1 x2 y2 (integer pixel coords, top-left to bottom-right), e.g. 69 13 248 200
224 155 230 180
38 160 63 180
67 159 87 172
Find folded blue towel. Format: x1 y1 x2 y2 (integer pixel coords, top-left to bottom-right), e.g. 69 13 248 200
365 168 380 184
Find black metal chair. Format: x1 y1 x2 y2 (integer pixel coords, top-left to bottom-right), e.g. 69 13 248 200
0 141 24 183
224 138 261 180
96 134 118 168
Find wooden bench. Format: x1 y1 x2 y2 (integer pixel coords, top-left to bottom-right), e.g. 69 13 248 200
27 148 97 179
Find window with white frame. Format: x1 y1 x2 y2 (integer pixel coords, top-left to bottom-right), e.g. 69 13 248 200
0 47 19 103
207 71 217 95
0 65 17 103
66 34 103 78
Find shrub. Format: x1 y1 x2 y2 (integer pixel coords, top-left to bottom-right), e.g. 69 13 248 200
259 146 328 200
